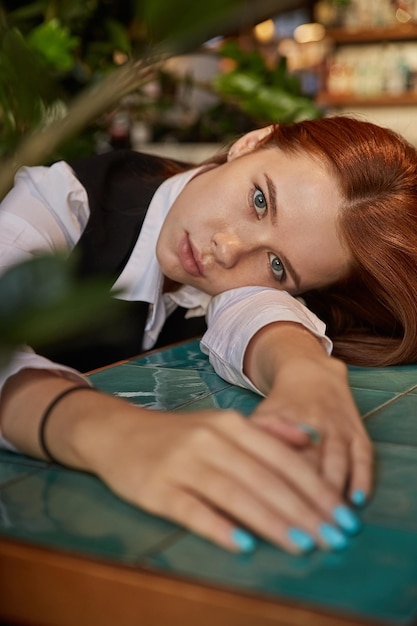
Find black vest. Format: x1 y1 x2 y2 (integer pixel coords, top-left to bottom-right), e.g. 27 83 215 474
38 150 207 372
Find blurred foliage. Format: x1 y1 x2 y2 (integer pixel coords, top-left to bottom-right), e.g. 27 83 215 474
212 40 320 124
0 255 122 370
0 0 143 159
0 0 320 157
0 0 253 158
331 0 351 7
145 37 321 144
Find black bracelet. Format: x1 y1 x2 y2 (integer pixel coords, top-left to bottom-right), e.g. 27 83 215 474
39 385 95 465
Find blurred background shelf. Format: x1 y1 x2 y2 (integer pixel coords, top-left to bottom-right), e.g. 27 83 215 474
326 24 417 43
317 92 417 107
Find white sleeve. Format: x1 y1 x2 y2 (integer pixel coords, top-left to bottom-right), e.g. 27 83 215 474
200 286 332 396
0 161 89 271
0 162 91 450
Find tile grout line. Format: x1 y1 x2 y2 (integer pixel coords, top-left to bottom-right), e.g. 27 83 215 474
173 384 234 411
133 528 188 564
0 465 46 491
362 382 417 421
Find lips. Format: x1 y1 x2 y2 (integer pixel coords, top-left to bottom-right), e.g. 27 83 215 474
178 233 203 277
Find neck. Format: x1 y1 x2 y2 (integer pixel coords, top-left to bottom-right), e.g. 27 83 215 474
163 276 182 293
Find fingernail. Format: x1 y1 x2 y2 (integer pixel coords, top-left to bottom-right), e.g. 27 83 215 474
231 528 256 553
296 423 321 444
288 527 316 553
351 489 367 507
319 523 348 550
333 504 361 534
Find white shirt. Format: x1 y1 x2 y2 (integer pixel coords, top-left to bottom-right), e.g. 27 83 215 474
0 159 331 450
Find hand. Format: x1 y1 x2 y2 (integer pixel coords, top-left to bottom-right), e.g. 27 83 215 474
243 322 373 508
86 400 362 555
250 355 373 507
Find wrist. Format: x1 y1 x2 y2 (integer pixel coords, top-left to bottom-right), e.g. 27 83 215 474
39 385 96 465
55 389 123 472
67 392 151 478
244 321 332 394
1 369 84 460
273 352 347 385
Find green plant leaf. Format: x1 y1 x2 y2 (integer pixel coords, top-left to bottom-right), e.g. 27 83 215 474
0 255 122 356
105 18 132 55
213 70 263 96
28 18 79 71
0 26 55 124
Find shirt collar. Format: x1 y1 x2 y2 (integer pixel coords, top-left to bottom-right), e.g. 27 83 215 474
111 164 204 303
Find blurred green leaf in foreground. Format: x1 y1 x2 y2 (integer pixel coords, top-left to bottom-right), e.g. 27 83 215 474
0 255 122 370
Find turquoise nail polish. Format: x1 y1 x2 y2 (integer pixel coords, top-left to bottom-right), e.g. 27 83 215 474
351 489 367 507
333 504 361 534
288 527 316 552
231 528 256 553
319 523 348 550
297 423 321 444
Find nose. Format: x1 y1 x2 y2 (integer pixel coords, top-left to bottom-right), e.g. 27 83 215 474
211 231 246 268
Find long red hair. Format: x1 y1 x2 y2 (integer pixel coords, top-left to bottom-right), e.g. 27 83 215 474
260 116 417 366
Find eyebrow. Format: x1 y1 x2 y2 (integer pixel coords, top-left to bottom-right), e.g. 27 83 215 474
264 173 301 291
264 173 278 226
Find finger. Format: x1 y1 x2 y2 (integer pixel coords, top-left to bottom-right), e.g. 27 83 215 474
128 471 254 554
300 445 321 470
217 415 342 516
198 426 360 549
191 486 316 555
146 475 317 554
163 487 258 553
251 414 318 448
145 476 315 554
156 483 338 556
347 437 374 507
320 436 349 494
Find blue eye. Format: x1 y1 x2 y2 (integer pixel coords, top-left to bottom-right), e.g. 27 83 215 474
268 253 285 282
253 188 267 216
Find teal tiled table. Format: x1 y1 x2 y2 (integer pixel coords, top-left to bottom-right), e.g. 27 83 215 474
1 340 417 626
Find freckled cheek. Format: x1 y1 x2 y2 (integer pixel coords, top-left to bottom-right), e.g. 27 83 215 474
200 269 241 296
215 266 268 293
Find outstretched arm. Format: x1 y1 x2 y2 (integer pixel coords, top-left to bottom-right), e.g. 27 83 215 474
1 367 361 555
201 287 373 506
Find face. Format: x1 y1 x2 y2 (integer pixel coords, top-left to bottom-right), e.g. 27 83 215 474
156 140 351 297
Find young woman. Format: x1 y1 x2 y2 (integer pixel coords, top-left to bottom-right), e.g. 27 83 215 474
2 115 414 555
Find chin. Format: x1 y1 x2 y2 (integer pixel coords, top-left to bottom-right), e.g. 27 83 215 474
198 283 218 297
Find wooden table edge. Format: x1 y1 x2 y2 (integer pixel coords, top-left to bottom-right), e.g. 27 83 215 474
0 537 384 626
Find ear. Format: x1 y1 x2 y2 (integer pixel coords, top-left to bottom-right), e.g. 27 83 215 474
227 125 274 161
